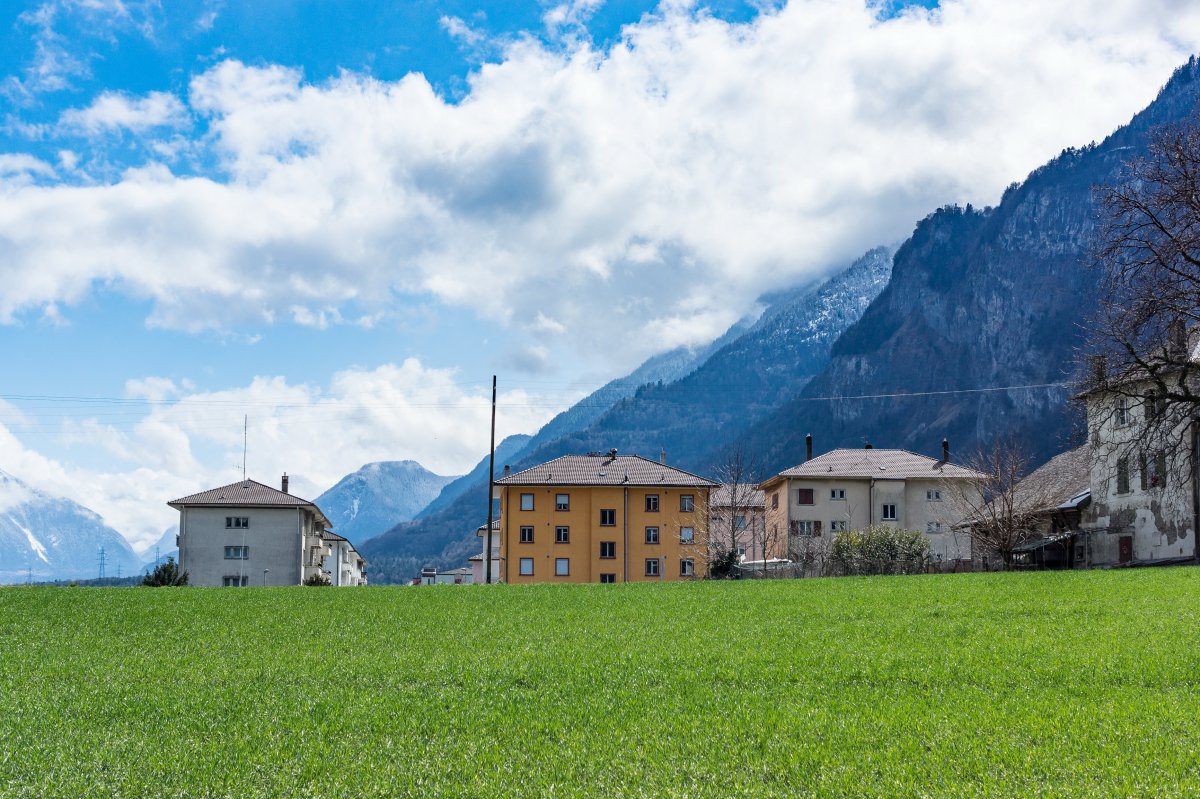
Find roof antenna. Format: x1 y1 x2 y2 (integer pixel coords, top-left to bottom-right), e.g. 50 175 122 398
243 414 248 481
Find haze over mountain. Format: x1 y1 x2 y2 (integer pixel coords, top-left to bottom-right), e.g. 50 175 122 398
315 461 458 545
0 468 143 584
360 244 896 581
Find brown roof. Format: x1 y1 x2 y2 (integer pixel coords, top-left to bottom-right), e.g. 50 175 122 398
766 448 986 483
711 484 766 508
168 479 330 526
496 453 717 487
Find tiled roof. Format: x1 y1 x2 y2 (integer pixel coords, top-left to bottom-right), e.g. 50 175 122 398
1012 445 1091 515
169 479 312 507
711 484 766 508
769 448 986 481
496 453 718 487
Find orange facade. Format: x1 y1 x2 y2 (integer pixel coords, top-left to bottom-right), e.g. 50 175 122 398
499 484 710 583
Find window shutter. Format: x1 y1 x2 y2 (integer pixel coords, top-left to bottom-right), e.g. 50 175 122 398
1139 453 1148 491
814 520 822 538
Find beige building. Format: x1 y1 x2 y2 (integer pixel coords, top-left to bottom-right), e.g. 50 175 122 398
169 475 366 587
708 484 767 562
760 442 985 568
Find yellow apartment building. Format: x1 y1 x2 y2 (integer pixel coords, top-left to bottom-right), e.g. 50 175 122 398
495 450 718 583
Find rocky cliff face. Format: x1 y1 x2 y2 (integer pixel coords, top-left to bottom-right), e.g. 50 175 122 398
737 57 1200 472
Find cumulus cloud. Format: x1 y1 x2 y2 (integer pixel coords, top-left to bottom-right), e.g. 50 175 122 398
0 360 566 548
1 0 1199 376
58 90 189 135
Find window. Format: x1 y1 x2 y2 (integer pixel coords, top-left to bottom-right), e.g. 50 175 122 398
926 490 942 502
1141 452 1168 489
224 545 249 560
600 573 616 584
519 558 534 576
830 520 847 533
927 521 943 534
556 493 570 511
225 516 248 529
771 493 779 509
645 558 660 577
520 526 535 544
881 504 897 521
796 488 814 505
830 489 846 501
645 494 660 512
520 493 535 511
1145 391 1166 419
680 495 695 512
734 515 746 530
793 520 816 537
680 527 695 544
1115 397 1130 427
222 575 249 587
555 526 570 544
680 558 695 577
600 541 616 559
600 509 616 526
1117 457 1130 494
736 545 746 557
645 526 660 544
555 558 570 577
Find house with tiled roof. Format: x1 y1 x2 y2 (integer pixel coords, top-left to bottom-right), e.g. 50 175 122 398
495 449 718 583
759 438 986 566
168 474 365 587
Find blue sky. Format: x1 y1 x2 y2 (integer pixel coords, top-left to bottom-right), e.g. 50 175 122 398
0 0 1195 548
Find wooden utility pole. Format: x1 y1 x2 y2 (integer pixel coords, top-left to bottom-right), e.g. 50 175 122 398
485 375 497 584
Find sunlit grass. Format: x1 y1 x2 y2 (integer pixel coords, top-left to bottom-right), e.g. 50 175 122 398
2 569 1200 797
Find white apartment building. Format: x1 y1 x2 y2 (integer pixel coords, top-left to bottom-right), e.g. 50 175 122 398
169 474 366 587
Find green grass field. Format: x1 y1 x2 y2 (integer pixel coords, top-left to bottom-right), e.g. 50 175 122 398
2 569 1200 798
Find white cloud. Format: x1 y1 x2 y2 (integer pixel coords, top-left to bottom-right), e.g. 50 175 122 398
0 361 565 548
58 90 188 135
1 0 1199 376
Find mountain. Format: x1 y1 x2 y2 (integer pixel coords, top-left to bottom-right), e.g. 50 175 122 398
315 460 458 544
360 244 896 581
416 434 531 520
0 468 142 583
138 525 178 565
732 56 1200 474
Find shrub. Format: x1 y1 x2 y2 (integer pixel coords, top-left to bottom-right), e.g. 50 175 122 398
142 557 189 587
830 524 930 576
303 572 332 586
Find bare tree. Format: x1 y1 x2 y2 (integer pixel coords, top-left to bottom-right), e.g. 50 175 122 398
941 439 1056 569
1082 115 1200 464
706 446 764 578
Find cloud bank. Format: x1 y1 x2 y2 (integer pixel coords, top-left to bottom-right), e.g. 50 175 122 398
0 0 1197 372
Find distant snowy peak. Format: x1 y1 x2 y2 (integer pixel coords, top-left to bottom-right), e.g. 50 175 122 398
0 468 142 583
316 460 459 544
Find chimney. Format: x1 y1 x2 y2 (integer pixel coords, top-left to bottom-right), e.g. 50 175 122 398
659 448 666 465
1169 318 1188 359
1089 354 1107 388
502 464 511 477
805 434 813 462
281 473 289 494
864 439 873 450
942 438 950 463
607 448 618 463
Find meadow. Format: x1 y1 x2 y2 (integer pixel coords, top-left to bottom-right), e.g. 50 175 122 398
2 569 1199 798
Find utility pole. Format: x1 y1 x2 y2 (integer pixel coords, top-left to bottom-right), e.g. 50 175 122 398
116 563 122 580
485 375 497 585
243 414 248 481
97 546 107 580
